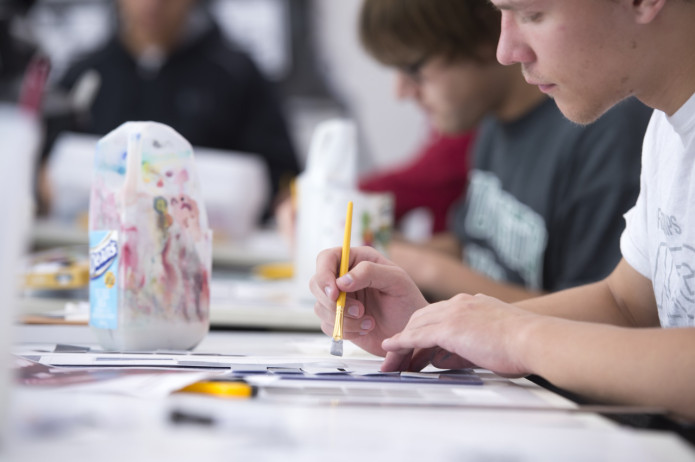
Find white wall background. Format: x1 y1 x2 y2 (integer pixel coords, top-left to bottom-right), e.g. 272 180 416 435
310 0 427 175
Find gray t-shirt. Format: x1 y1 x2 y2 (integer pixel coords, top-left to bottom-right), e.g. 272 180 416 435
451 97 652 291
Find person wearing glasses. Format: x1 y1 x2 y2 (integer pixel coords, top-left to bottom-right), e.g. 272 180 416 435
360 0 651 303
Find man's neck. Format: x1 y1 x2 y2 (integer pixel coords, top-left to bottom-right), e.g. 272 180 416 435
121 32 173 59
632 2 695 116
643 50 695 117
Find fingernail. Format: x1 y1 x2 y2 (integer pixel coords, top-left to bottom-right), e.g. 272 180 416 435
324 286 333 298
360 319 373 330
347 305 359 317
337 273 353 287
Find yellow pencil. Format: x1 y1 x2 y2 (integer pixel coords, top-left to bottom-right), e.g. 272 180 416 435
330 201 353 357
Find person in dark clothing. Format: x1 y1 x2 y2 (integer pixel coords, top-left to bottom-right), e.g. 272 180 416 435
45 0 299 216
0 0 38 104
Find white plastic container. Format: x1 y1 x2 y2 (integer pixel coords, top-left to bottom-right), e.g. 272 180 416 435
294 119 394 301
89 122 212 351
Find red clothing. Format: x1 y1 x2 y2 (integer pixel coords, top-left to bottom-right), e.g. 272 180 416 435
359 130 474 232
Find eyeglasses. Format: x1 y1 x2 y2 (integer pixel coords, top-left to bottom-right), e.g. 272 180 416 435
399 56 429 85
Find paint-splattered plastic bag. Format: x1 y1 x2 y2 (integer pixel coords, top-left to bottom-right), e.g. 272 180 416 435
89 122 212 351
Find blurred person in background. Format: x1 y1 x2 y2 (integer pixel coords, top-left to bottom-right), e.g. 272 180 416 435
275 1 477 249
0 0 39 104
1 0 53 215
42 0 299 217
360 0 651 303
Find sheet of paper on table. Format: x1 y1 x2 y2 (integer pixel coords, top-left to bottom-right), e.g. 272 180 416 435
13 346 575 410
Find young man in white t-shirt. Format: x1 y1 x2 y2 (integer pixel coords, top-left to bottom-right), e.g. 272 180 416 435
310 0 695 420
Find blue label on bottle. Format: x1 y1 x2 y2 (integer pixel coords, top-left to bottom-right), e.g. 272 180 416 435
89 230 119 330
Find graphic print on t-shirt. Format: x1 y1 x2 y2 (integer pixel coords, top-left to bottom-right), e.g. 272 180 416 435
463 170 547 289
653 242 695 326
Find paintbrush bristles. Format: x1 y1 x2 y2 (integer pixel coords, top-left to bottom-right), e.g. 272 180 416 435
330 339 343 357
330 297 345 356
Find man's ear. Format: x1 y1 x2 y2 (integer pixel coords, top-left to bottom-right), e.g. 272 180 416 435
632 0 667 24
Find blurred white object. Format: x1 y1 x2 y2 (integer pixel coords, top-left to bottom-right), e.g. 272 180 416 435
301 118 357 187
0 104 41 445
295 119 394 301
399 207 434 243
295 119 357 301
194 147 270 240
70 69 102 114
45 132 96 224
210 0 291 80
46 132 269 239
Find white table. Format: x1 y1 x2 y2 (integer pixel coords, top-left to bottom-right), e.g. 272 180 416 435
5 325 694 462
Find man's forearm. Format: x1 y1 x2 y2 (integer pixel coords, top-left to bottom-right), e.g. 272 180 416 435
428 259 543 302
515 281 630 325
515 260 660 328
517 316 695 420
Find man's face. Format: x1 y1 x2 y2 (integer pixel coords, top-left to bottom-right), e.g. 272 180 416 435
490 0 639 124
395 54 512 134
118 0 196 49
